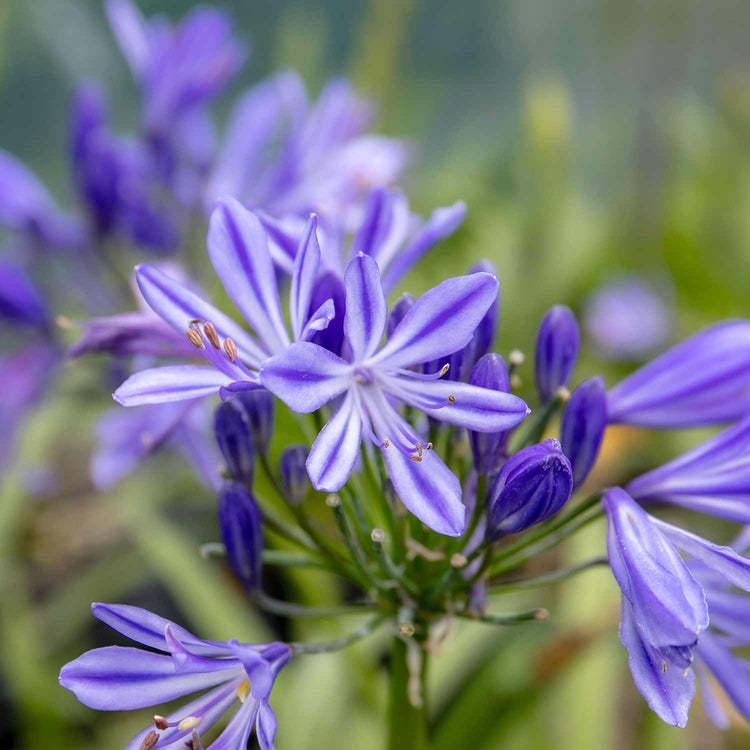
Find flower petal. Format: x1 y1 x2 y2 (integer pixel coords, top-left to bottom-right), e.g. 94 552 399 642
260 342 351 413
619 599 694 727
290 214 322 341
695 632 750 723
104 0 150 77
136 264 265 367
114 366 231 406
343 253 387 361
372 272 499 369
206 695 258 750
384 376 529 432
256 699 279 750
299 298 335 341
306 392 362 492
207 198 290 354
58 646 237 710
380 201 466 293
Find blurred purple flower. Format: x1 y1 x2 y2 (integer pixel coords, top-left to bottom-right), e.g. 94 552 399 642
59 603 289 750
583 276 672 361
0 261 50 329
607 320 750 427
261 253 528 535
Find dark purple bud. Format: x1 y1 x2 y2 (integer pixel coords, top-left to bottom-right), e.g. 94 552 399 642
0 262 49 328
486 438 573 539
560 376 607 488
469 354 511 474
387 293 415 337
217 481 263 592
279 444 310 505
213 401 254 485
233 389 275 455
535 305 580 403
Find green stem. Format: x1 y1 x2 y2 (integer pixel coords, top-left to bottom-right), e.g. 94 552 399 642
290 613 389 654
253 591 377 618
455 608 548 625
488 556 608 591
389 636 430 750
372 534 420 598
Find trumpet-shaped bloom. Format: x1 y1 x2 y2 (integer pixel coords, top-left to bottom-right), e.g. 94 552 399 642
604 488 750 726
59 603 289 750
113 198 334 405
628 416 750 523
261 253 529 535
607 320 750 427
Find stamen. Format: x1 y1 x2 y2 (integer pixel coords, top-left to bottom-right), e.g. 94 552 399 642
189 318 204 325
153 715 169 730
223 338 238 362
186 327 205 349
203 321 221 349
178 716 203 731
424 443 433 451
236 679 250 704
139 731 160 750
410 455 422 462
415 442 423 458
448 394 456 404
382 439 390 449
661 660 668 674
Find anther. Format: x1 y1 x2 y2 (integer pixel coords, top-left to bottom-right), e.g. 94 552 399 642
415 442 423 458
410 455 423 462
178 716 203 731
236 679 250 704
382 439 390 449
325 494 341 508
448 394 456 404
371 528 386 544
450 553 468 569
189 318 204 325
661 660 668 674
554 385 571 402
424 442 433 451
186 327 205 349
203 321 220 349
223 338 237 362
139 731 160 750
509 349 525 366
153 715 169 730
398 622 415 637
439 363 450 377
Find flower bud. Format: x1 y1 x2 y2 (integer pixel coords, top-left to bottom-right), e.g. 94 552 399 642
388 293 415 337
217 481 263 592
560 376 607 488
279 444 310 505
486 438 573 539
469 354 510 474
233 390 275 455
534 305 579 403
213 401 254 485
0 262 49 328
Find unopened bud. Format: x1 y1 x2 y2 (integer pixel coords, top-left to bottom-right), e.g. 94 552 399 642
217 482 263 592
279 444 310 505
534 305 580 403
213 401 254 485
486 439 573 539
233 390 274 455
469 354 511 474
560 376 607 488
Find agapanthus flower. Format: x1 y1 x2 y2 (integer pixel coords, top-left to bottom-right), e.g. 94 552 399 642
627 416 750 523
607 320 750 427
113 198 334 405
59 603 289 750
604 488 750 726
206 73 408 224
261 252 529 535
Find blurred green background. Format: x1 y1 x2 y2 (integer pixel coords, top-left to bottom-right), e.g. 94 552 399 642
2 0 750 748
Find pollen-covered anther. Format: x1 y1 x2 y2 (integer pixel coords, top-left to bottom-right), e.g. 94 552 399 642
236 678 250 704
178 716 203 731
186 326 205 349
223 338 238 362
203 321 221 349
153 715 169 730
448 394 456 404
139 731 160 750
410 453 422 462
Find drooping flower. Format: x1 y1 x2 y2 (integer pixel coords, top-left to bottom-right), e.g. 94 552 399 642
261 253 529 535
607 320 750 427
603 488 750 726
113 198 334 405
59 603 289 750
534 305 580 403
485 439 573 538
627 416 750 523
560 376 607 489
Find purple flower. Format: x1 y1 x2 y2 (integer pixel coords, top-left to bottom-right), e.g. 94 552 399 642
59 603 289 750
206 74 408 224
0 261 50 329
627 416 750 523
218 482 264 592
604 488 750 726
469 353 511 475
113 199 334 405
560 376 607 488
485 439 573 539
583 275 672 361
214 401 255 486
534 305 580 403
607 320 750 427
261 254 529 535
